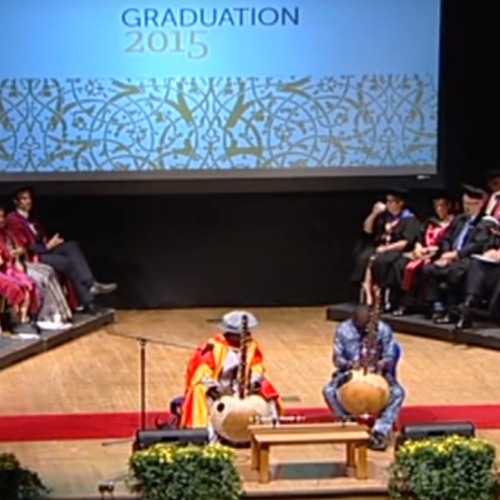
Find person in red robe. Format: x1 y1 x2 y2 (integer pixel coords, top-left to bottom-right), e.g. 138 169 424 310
0 206 72 327
402 195 455 286
6 186 116 313
180 311 281 442
483 170 500 220
0 207 40 334
390 193 455 315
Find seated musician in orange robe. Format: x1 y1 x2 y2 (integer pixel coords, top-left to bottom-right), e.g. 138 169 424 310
180 310 280 441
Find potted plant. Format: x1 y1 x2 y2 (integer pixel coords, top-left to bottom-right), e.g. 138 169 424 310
129 443 242 500
0 452 50 499
388 434 499 499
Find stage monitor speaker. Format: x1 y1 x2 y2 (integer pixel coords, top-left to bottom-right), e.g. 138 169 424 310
396 421 475 450
133 428 209 451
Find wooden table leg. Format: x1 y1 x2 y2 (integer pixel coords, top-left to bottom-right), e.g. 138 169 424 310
250 437 260 470
346 442 355 468
258 444 270 483
356 444 368 480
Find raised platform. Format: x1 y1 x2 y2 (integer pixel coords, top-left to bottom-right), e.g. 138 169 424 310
0 308 116 370
326 303 500 351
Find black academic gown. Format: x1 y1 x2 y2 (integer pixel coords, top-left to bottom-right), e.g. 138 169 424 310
350 211 419 285
421 214 490 307
389 217 447 309
390 218 438 285
369 216 420 289
463 230 500 313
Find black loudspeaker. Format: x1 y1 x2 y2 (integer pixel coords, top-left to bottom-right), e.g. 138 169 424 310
133 428 209 451
396 421 475 450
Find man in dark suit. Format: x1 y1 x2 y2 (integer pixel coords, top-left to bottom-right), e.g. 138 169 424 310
421 185 490 324
456 220 500 328
6 186 116 313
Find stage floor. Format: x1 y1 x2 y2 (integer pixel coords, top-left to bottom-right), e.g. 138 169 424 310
0 307 115 369
1 307 500 498
4 431 500 499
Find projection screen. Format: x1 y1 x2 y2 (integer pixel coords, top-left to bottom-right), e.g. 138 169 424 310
0 0 442 184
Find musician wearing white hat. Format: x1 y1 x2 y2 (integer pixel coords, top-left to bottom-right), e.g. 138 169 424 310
180 310 281 443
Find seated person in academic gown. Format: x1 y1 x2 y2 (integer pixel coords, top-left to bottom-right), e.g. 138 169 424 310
6 186 116 314
0 205 72 327
421 185 490 324
360 189 420 309
180 311 281 442
482 170 500 220
456 219 500 328
390 193 455 315
322 305 405 451
351 189 419 305
0 208 40 334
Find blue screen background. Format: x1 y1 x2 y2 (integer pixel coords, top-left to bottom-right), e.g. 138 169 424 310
0 0 441 176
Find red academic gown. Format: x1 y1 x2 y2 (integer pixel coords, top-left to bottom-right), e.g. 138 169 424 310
5 211 41 262
180 333 281 428
402 218 453 290
0 229 40 314
5 211 79 308
484 194 500 220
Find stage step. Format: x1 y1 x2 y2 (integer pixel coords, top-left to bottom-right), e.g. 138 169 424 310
326 303 500 351
0 308 116 369
243 491 386 499
50 490 387 500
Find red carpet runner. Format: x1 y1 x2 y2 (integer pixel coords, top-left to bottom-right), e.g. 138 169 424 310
0 405 499 442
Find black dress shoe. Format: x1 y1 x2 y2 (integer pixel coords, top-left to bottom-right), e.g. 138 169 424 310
12 322 40 335
83 303 98 315
456 314 472 330
369 431 389 451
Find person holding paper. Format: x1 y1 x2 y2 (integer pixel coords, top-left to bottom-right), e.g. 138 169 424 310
421 185 490 324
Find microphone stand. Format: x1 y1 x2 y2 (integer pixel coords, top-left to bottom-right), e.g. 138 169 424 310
102 329 197 447
101 326 302 447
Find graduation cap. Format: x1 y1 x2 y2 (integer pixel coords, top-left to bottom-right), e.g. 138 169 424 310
462 184 486 200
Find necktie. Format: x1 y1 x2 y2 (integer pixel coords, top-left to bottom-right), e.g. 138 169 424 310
453 219 472 251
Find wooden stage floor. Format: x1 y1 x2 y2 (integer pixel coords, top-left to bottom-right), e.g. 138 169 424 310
1 307 500 498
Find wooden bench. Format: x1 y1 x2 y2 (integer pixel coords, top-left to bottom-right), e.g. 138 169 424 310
248 422 371 484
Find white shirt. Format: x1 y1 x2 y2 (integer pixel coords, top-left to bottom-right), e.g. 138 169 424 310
16 209 37 235
219 348 241 391
201 347 241 392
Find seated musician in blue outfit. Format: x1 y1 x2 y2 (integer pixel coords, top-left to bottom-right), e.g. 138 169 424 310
322 305 405 451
